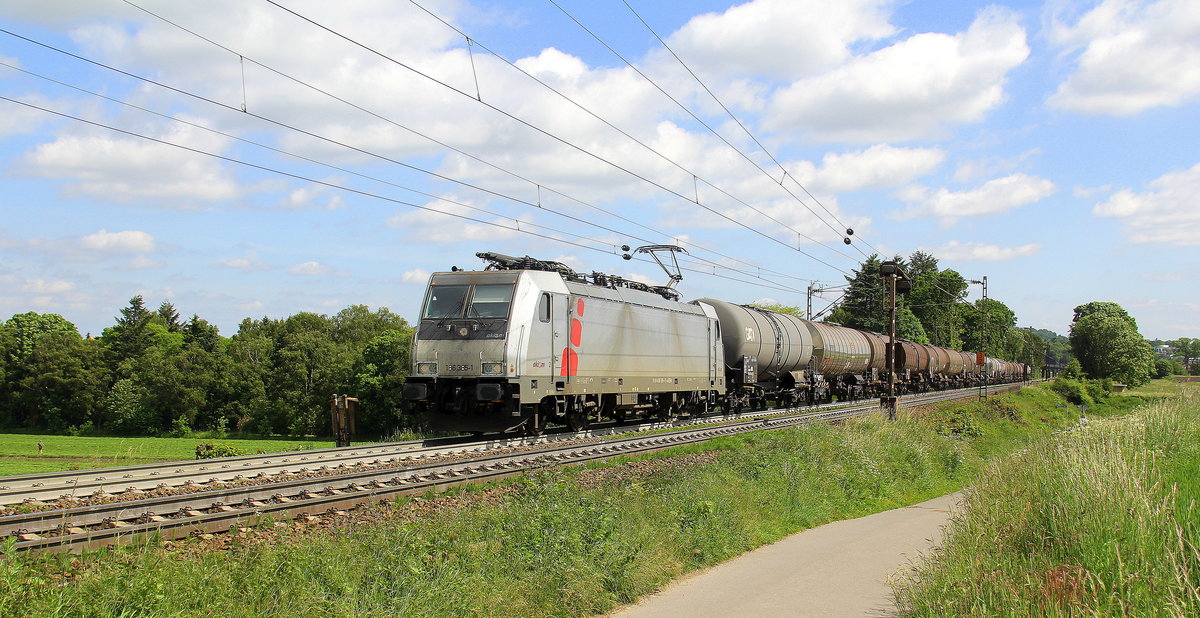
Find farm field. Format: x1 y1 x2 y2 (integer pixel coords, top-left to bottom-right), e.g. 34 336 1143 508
0 434 336 477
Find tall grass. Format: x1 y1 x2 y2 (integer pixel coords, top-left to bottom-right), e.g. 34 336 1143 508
895 391 1200 616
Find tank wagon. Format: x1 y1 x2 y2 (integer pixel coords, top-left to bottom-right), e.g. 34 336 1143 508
404 253 1030 434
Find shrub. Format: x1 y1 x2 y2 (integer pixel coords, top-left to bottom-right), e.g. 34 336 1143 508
195 442 243 459
1085 379 1111 402
1051 378 1092 406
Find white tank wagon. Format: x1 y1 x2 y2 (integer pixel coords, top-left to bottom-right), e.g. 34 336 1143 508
403 253 724 434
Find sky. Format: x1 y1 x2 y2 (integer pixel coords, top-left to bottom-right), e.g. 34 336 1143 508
1 0 1197 341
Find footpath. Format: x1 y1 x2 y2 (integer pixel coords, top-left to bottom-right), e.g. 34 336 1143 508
609 492 963 618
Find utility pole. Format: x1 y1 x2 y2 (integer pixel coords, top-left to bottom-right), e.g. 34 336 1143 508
806 283 847 320
879 261 911 419
969 277 988 399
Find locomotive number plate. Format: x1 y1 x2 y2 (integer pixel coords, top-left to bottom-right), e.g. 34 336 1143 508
446 364 471 371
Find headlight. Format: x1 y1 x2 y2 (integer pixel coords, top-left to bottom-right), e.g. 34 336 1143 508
416 362 437 374
481 362 504 375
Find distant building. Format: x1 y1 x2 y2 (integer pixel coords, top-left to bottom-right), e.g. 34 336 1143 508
1155 344 1174 357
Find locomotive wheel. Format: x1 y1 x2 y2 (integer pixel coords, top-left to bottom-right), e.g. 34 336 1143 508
525 412 547 436
654 395 674 421
566 398 588 432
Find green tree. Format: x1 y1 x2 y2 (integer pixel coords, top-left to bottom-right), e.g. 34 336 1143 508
353 329 414 433
749 302 805 317
1173 338 1200 375
1069 302 1155 386
961 298 1017 357
834 254 889 333
4 312 80 363
155 301 182 332
103 295 155 364
9 333 109 430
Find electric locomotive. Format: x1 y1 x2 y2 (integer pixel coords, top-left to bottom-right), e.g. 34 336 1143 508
402 252 725 434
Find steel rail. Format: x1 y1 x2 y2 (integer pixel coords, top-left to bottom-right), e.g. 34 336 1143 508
5 382 1026 553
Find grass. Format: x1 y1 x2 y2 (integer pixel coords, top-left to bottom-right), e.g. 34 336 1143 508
0 434 337 477
0 381 1174 616
893 381 1200 616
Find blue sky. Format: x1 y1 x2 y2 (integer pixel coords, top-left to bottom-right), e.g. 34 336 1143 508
1 0 1197 339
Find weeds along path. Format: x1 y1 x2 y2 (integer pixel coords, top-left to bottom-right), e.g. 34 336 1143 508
895 386 1200 616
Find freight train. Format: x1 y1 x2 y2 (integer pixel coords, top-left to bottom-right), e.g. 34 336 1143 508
402 252 1029 434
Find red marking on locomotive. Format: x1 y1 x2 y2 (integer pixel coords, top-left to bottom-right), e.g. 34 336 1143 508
570 318 582 347
576 298 585 316
560 347 578 376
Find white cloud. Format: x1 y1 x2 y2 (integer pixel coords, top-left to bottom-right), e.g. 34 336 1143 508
280 182 346 210
235 300 265 312
401 269 430 284
123 255 163 270
1093 161 1200 245
765 7 1029 142
24 125 241 205
21 279 76 294
897 174 1057 225
922 241 1043 260
1048 0 1200 115
80 229 156 253
665 0 896 81
952 149 1042 183
387 198 524 243
289 261 333 276
792 144 945 193
218 255 273 272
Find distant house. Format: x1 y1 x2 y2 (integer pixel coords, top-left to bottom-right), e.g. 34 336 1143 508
1155 344 1174 357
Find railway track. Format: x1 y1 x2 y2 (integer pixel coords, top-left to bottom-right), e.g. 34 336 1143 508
1 383 1025 553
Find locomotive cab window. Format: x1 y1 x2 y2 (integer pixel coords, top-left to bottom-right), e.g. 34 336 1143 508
423 285 470 319
469 284 515 318
538 293 550 322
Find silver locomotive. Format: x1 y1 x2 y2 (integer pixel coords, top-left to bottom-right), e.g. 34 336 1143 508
402 253 724 434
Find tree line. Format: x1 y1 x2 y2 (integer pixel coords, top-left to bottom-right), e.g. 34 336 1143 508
777 251 1055 374
773 251 1173 387
0 297 414 437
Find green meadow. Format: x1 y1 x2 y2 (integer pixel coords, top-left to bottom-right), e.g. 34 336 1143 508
0 434 336 477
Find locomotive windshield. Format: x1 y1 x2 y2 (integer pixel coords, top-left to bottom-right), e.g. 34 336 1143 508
422 283 514 319
423 285 469 318
468 284 514 318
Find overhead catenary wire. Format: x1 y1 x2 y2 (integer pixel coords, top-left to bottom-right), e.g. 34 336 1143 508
256 0 853 276
0 25 820 289
617 0 883 259
407 0 860 264
1 94 813 296
72 4 835 286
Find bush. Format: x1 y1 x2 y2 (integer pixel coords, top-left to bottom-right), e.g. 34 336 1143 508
195 442 243 459
1051 378 1092 406
1085 379 1111 402
1154 358 1184 378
